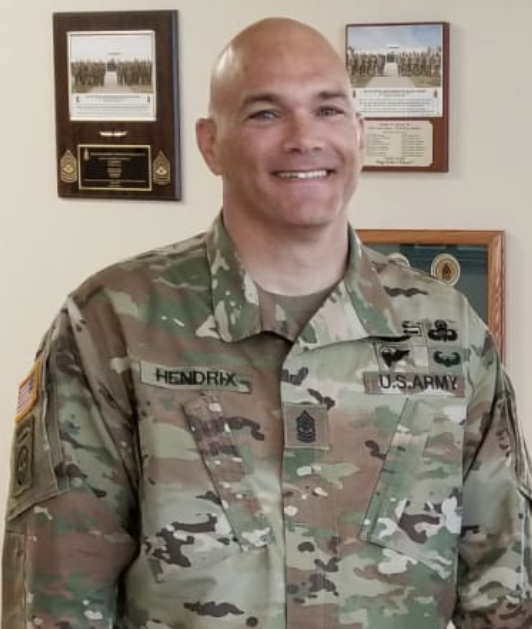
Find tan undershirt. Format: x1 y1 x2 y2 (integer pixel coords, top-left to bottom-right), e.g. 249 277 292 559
257 284 334 338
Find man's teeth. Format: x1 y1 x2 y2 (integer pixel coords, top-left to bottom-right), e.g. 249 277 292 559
278 169 328 179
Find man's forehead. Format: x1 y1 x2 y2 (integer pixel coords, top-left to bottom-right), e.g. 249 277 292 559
211 30 351 114
238 86 352 107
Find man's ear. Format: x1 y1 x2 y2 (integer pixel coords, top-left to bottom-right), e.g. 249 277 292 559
195 117 222 175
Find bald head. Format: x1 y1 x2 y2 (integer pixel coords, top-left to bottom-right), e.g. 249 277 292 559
208 18 351 117
195 15 365 238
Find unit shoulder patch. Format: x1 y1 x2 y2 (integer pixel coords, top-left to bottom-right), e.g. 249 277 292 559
11 417 34 497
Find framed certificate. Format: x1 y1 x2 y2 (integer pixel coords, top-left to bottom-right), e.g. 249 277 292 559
358 229 505 356
346 22 450 172
53 10 181 200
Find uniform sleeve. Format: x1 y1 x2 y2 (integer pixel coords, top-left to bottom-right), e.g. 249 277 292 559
454 330 532 628
2 297 139 629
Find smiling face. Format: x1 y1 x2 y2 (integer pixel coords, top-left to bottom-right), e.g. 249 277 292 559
196 18 365 238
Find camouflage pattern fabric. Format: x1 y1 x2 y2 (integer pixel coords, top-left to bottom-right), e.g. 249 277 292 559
3 214 532 628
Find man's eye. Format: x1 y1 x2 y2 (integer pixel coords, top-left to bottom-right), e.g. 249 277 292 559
248 110 278 121
318 106 345 117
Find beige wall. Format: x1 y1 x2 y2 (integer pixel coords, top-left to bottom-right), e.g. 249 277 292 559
1 0 530 605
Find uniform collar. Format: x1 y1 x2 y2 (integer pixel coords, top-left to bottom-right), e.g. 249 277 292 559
206 214 404 344
206 215 262 342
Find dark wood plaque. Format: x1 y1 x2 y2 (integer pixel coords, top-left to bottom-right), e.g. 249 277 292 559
346 22 450 172
53 10 181 200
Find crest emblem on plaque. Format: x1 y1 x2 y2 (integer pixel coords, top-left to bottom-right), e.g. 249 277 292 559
431 253 461 286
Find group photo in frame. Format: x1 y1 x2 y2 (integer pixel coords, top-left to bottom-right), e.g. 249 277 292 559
358 229 505 356
52 10 181 201
346 21 449 172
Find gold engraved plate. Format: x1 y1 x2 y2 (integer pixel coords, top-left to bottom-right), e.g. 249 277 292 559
77 144 152 192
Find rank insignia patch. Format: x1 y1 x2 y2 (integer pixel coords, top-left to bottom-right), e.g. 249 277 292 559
15 361 41 423
296 411 316 443
284 403 329 450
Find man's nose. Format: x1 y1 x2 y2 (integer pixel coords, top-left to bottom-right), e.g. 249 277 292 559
282 116 323 152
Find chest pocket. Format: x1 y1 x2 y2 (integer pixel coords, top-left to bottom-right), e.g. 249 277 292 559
360 396 465 580
183 392 275 551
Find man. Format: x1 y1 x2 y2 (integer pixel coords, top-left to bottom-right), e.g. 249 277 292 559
3 17 531 629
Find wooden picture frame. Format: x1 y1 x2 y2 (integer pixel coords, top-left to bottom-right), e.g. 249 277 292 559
346 22 450 172
53 10 181 201
358 229 505 356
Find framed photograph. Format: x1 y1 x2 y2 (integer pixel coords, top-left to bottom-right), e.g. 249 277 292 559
53 10 181 201
346 22 449 172
358 229 505 356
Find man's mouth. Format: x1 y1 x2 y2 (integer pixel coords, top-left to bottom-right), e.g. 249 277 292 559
276 169 330 180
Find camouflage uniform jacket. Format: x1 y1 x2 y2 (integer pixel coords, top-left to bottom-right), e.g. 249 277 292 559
3 215 532 629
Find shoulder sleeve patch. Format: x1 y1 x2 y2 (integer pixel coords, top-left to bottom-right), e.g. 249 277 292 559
7 357 66 521
15 360 41 423
11 417 34 498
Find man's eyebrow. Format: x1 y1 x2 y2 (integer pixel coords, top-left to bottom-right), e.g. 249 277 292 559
239 92 281 109
239 89 351 109
316 89 351 102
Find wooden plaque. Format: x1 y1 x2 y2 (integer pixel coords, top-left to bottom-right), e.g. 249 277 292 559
53 10 181 200
346 22 450 172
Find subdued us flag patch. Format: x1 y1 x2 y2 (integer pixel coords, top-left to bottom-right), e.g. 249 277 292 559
15 360 41 423
11 360 41 497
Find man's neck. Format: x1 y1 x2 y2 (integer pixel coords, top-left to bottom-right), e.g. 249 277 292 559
224 212 349 296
